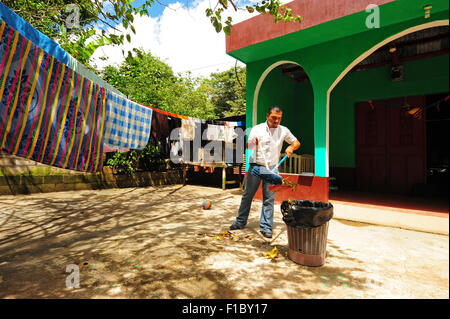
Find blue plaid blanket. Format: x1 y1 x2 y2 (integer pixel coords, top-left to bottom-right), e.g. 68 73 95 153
104 91 153 150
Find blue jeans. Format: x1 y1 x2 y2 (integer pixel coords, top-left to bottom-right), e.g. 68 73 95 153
232 164 278 233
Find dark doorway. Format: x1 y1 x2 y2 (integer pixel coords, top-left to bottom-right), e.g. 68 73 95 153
424 93 449 196
355 96 427 194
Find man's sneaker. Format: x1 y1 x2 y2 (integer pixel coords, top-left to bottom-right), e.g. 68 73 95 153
260 231 272 238
230 224 243 230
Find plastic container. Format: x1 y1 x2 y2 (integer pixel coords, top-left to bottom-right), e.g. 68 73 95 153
281 200 333 267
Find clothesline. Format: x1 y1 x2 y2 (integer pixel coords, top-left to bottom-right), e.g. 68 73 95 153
0 8 245 174
0 2 244 126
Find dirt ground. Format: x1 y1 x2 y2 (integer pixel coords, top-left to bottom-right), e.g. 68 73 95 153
0 184 448 299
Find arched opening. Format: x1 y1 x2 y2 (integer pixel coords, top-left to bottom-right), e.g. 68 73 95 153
328 23 449 207
254 62 314 173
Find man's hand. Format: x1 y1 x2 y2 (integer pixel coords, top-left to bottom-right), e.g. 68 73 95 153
247 137 258 150
285 145 295 158
285 140 301 157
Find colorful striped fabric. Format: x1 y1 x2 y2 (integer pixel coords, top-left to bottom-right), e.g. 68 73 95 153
104 91 153 150
0 2 125 98
0 20 107 173
0 1 70 66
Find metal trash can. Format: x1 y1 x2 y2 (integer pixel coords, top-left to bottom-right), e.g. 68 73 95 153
281 200 333 267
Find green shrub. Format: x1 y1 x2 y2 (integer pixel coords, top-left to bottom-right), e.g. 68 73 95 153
105 141 165 175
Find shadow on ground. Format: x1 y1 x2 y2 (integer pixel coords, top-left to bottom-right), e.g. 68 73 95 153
0 185 447 299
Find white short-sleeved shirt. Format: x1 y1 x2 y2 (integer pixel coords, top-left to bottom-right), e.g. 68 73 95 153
248 121 298 167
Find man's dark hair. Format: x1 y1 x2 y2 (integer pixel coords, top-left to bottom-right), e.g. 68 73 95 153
267 106 283 115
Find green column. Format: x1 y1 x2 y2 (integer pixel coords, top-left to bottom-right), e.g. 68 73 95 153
313 88 329 177
244 63 259 172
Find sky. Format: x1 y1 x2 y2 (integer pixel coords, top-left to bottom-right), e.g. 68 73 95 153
89 0 260 78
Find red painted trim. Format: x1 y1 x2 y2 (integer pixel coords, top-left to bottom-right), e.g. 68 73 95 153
226 0 395 53
253 174 329 204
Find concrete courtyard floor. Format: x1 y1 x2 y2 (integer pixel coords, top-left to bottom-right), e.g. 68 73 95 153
0 184 448 299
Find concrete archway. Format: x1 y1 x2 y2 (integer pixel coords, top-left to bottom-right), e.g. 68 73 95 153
327 20 449 192
321 20 450 178
253 61 315 157
253 60 301 126
329 20 449 94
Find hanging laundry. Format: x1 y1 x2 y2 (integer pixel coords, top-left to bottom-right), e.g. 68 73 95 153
206 124 225 141
67 55 124 97
0 2 125 98
0 20 107 173
181 117 197 140
103 91 153 150
150 110 170 157
168 115 182 140
200 121 209 147
168 116 183 160
0 2 69 66
192 119 203 162
224 123 238 143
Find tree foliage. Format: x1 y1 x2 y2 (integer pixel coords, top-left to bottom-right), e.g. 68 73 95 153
101 49 247 173
105 141 164 174
3 0 154 64
207 0 302 35
201 65 246 117
102 48 216 119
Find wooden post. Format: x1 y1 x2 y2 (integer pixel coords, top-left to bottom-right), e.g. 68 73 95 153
222 166 226 190
241 172 246 190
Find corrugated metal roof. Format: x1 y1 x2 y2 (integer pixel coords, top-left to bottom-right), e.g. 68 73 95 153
278 26 449 81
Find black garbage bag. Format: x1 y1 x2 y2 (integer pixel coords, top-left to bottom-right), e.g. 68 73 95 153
281 200 333 228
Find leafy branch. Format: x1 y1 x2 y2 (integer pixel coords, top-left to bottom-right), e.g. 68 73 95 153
206 0 303 35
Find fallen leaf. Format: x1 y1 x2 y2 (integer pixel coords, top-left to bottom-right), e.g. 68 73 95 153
265 246 278 260
215 231 240 241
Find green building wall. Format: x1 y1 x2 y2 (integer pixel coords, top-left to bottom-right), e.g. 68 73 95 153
255 54 449 169
330 53 449 168
257 67 315 155
239 0 448 177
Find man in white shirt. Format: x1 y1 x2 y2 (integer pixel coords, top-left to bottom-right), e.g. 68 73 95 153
230 106 301 238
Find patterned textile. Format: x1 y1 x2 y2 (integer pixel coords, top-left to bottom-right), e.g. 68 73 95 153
0 1 69 65
104 91 153 150
67 55 125 97
0 20 107 172
0 2 125 98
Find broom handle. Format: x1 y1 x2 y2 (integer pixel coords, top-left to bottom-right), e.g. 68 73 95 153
272 154 288 172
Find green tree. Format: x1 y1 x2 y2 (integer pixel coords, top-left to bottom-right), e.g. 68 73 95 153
206 0 302 35
59 28 112 65
102 48 217 174
202 65 246 117
102 48 215 119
